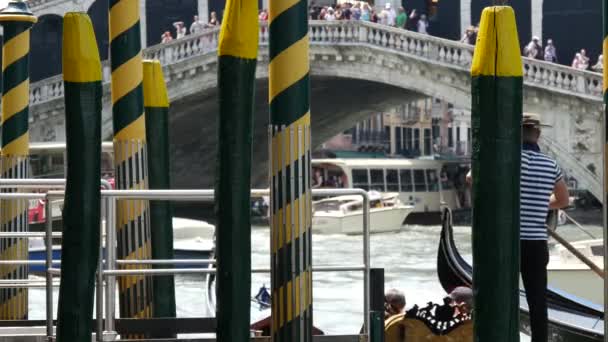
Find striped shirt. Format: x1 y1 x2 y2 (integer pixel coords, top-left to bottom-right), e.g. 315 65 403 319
521 144 563 240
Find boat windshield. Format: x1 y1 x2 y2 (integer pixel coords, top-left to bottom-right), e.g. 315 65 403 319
313 200 345 212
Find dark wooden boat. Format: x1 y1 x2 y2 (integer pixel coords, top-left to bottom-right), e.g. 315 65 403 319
437 207 604 341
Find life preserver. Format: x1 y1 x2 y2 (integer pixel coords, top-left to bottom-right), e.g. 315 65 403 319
385 313 473 342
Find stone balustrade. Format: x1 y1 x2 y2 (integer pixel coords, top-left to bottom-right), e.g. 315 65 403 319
29 20 604 107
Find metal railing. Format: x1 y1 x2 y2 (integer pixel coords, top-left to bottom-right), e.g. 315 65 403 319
0 185 372 340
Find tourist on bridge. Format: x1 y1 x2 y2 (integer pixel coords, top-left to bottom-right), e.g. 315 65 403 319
523 36 542 59
572 49 590 70
396 6 407 29
351 3 361 20
460 26 477 45
467 113 570 342
207 11 219 27
173 21 186 39
407 9 419 31
160 31 173 43
361 3 371 21
417 14 429 34
189 15 205 35
381 3 396 26
543 39 558 63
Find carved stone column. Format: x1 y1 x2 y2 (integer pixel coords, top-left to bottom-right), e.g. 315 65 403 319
140 0 147 47
198 0 208 26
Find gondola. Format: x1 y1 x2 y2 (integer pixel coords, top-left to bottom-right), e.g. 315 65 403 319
437 207 604 341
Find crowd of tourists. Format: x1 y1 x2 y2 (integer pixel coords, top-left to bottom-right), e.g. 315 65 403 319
522 36 603 72
309 2 431 34
160 13 220 43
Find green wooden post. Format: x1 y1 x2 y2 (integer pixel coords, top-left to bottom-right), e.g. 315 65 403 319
215 0 258 340
143 60 176 332
470 6 522 342
56 13 102 342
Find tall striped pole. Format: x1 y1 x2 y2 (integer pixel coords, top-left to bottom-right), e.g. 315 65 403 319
269 0 313 340
56 13 102 341
470 6 522 342
109 0 153 324
603 0 608 338
0 0 36 320
143 60 176 333
215 0 258 340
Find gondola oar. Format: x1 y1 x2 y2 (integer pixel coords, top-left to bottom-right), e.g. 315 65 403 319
547 228 604 278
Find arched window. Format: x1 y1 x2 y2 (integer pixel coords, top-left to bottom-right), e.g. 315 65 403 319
88 0 109 61
30 14 62 82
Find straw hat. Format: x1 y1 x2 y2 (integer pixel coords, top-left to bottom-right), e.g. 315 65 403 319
522 113 551 128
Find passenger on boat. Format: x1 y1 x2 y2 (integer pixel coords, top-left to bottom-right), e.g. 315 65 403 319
448 286 473 315
384 288 406 319
466 113 570 342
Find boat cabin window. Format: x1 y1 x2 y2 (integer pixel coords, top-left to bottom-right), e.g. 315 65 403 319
426 169 439 192
399 169 413 192
413 169 427 192
312 165 347 188
352 168 369 191
313 200 343 212
370 169 385 191
30 153 64 178
386 169 399 191
591 245 604 257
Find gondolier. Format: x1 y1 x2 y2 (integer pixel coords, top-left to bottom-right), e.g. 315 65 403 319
467 113 570 341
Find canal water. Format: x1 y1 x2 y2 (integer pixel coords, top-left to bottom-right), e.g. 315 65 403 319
27 222 603 340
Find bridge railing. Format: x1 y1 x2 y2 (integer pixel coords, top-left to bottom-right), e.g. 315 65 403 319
29 20 604 107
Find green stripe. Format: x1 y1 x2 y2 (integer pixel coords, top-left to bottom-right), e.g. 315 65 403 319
112 84 144 135
3 56 28 92
1 107 28 147
3 23 29 42
268 0 308 60
270 74 309 126
110 23 141 71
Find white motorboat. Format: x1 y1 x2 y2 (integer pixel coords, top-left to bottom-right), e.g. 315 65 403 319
312 192 413 235
547 238 603 305
172 217 215 257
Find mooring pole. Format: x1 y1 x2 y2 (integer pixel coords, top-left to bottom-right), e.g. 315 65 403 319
215 0 258 340
269 0 313 339
143 60 176 335
108 0 153 326
471 6 522 342
0 0 36 320
603 0 608 339
56 13 102 342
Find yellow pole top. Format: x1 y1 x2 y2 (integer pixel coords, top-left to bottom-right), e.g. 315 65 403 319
218 0 259 59
62 12 102 83
142 60 169 108
471 6 523 77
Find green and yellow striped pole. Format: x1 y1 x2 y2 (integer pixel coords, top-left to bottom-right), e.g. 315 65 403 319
0 0 36 320
56 13 102 342
109 0 153 324
269 0 312 339
470 6 522 342
143 60 176 332
603 0 608 336
215 1 257 340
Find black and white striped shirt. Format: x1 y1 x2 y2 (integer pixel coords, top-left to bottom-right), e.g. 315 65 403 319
521 144 563 240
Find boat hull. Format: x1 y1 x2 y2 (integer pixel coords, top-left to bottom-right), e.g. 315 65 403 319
313 206 412 235
547 269 603 306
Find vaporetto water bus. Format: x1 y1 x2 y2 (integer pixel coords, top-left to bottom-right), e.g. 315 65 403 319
312 158 468 224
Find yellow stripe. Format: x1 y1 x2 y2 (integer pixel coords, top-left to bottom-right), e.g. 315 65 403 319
2 80 29 121
111 53 143 105
603 37 608 93
109 0 139 41
114 114 146 142
0 15 36 24
0 240 27 278
269 36 309 101
269 0 300 24
0 290 26 319
286 280 293 322
295 274 301 317
285 203 292 243
63 13 102 83
471 6 523 77
143 60 169 107
1 133 29 157
278 208 283 250
2 30 28 71
218 0 259 59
